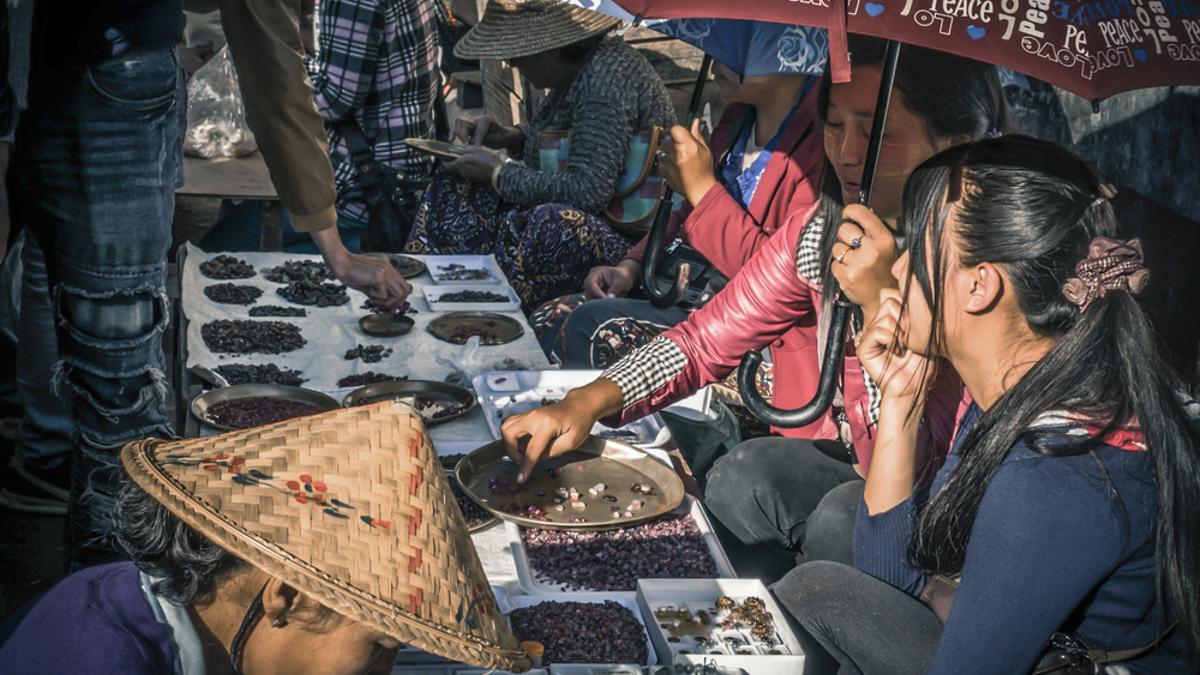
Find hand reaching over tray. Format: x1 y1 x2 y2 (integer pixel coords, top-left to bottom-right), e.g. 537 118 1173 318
500 378 625 484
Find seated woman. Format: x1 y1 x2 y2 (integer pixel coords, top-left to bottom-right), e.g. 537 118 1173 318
531 50 828 368
499 38 1001 578
0 411 524 673
405 0 676 310
775 136 1198 673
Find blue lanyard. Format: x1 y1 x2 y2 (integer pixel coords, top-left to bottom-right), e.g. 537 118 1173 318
722 77 817 208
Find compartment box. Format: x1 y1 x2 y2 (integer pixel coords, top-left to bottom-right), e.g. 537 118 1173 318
424 284 522 313
425 255 506 285
508 497 735 595
636 579 805 674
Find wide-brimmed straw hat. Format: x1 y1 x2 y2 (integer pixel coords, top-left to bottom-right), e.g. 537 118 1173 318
454 0 621 61
120 401 530 671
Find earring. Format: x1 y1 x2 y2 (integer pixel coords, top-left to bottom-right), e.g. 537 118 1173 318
271 618 288 628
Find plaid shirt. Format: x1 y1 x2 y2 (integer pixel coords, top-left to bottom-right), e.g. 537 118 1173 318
305 0 438 223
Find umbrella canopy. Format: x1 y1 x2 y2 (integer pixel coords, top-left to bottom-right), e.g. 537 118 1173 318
602 0 1200 100
564 1 830 76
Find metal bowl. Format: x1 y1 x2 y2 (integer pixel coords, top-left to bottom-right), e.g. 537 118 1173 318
455 436 685 531
427 311 525 346
190 384 340 431
341 379 476 426
358 313 415 338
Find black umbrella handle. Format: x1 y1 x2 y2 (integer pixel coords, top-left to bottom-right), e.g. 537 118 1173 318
641 54 714 309
736 41 902 428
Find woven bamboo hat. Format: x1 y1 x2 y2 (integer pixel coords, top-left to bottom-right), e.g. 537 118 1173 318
120 401 530 671
454 0 621 61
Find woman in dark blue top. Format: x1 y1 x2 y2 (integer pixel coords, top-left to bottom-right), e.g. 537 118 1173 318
773 136 1200 674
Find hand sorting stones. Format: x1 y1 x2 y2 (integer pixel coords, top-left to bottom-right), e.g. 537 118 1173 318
361 299 418 314
521 512 719 591
203 283 263 306
509 600 648 665
344 344 393 363
335 372 406 387
277 279 349 307
262 259 334 284
248 305 307 317
205 397 325 428
199 254 256 280
214 363 307 386
201 320 306 354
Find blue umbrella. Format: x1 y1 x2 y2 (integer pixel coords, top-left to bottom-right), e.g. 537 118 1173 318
564 1 828 77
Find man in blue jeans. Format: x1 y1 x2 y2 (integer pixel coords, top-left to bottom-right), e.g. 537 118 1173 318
14 0 414 569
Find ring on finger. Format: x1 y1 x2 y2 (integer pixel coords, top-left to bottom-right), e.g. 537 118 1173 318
850 237 863 249
834 250 848 264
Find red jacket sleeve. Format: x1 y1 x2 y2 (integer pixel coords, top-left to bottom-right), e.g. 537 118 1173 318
606 206 819 426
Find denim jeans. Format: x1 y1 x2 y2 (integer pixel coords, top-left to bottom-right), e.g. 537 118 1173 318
0 234 75 469
16 47 184 567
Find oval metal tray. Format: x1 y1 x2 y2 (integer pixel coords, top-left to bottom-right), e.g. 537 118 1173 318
341 379 476 426
455 436 685 531
365 253 427 279
427 311 525 346
358 313 415 337
191 384 340 431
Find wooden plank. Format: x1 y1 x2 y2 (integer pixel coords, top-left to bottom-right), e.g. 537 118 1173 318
178 151 279 201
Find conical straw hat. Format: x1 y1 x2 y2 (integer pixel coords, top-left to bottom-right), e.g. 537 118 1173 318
454 0 621 61
120 400 530 671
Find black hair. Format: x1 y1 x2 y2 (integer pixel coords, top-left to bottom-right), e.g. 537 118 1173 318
114 476 244 606
814 36 1005 315
901 135 1200 664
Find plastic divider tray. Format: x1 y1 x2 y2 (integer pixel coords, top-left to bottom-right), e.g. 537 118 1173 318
424 284 523 313
507 496 736 595
424 254 506 285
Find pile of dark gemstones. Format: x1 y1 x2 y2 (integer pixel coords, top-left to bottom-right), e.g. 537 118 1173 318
203 283 263 306
200 255 256 280
415 397 467 420
201 320 306 354
449 477 493 529
439 453 467 471
262 259 334 284
248 305 307 318
344 344 392 363
214 363 306 386
433 263 491 282
205 397 324 428
276 279 349 307
437 289 509 304
360 299 418 315
336 372 405 388
521 512 718 591
509 600 648 665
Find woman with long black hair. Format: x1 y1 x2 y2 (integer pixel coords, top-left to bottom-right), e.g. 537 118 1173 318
776 135 1199 673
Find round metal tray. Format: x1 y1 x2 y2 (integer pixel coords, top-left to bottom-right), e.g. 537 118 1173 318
455 436 685 531
365 253 427 279
191 384 340 431
427 311 525 346
405 138 469 162
358 313 415 337
341 379 476 426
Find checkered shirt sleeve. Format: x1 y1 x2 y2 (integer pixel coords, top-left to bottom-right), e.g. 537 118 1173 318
601 337 690 410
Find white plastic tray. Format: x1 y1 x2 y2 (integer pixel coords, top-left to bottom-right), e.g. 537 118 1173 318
636 578 805 673
506 592 657 667
548 666 643 675
472 370 675 449
507 497 736 595
424 284 522 313
424 254 505 285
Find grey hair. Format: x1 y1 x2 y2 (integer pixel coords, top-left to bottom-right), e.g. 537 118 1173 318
113 476 245 606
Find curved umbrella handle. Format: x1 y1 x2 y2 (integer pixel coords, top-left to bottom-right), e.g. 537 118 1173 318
736 298 852 427
639 54 714 309
735 40 902 429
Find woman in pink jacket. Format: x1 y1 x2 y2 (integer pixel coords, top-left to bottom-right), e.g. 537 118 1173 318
503 38 1003 578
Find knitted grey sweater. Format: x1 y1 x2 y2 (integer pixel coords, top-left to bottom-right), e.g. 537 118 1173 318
496 37 677 214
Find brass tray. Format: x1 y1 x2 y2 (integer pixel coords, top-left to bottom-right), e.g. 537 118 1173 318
456 437 685 531
427 311 524 346
405 138 469 162
341 379 476 427
366 253 427 279
190 384 340 431
359 313 415 337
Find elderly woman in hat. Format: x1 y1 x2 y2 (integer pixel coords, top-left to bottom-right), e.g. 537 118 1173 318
0 404 528 674
405 0 677 310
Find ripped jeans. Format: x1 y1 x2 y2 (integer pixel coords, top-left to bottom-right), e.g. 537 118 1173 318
17 47 183 568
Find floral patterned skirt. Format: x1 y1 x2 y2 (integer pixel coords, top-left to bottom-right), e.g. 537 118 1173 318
405 173 633 311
